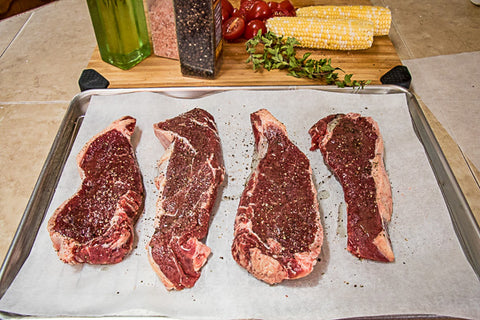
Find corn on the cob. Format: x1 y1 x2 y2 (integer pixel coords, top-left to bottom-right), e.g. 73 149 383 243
296 5 391 36
266 17 374 50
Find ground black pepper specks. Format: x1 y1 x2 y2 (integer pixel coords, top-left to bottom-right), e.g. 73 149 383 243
173 0 223 78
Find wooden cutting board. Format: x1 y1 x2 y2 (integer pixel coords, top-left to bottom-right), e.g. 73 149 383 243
86 0 401 88
87 36 400 88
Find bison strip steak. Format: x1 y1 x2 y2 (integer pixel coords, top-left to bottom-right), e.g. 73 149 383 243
48 116 144 264
309 113 394 262
232 109 323 285
148 108 225 290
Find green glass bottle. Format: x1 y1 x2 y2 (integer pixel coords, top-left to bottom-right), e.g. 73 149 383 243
87 0 152 70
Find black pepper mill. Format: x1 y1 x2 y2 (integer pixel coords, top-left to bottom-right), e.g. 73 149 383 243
173 0 223 78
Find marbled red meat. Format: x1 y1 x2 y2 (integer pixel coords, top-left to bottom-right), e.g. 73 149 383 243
309 113 394 262
48 116 144 264
148 108 225 290
232 109 323 285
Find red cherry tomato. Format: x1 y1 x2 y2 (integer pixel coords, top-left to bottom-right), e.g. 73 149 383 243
267 1 279 11
232 7 247 19
223 16 246 40
278 0 294 13
222 7 231 22
246 0 272 21
244 19 267 39
221 0 234 15
272 7 295 17
223 0 294 41
240 0 257 13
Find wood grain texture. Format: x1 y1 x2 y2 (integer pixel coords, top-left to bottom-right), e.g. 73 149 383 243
87 36 401 88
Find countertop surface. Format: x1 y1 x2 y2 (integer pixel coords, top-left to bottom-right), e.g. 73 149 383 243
0 0 479 318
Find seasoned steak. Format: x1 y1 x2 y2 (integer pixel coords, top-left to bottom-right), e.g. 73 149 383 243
48 116 144 264
232 109 323 285
309 113 394 262
148 108 225 290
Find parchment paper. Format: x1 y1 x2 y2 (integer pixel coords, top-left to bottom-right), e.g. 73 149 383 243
1 89 479 319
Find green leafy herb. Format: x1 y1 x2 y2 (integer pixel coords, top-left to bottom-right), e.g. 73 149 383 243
246 31 370 89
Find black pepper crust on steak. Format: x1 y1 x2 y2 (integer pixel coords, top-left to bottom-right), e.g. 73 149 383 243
148 108 225 290
309 113 394 262
232 109 323 285
48 116 144 265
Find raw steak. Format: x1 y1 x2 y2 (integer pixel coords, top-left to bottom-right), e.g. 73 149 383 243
309 113 394 262
232 109 323 285
48 116 144 264
148 108 225 290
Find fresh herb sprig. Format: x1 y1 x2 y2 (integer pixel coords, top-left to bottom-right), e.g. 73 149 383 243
246 31 370 88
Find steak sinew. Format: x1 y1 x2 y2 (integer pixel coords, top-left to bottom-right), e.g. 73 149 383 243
309 113 394 262
148 108 225 290
232 109 323 285
48 116 144 264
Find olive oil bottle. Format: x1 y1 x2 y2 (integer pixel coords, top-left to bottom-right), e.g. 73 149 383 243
87 0 151 70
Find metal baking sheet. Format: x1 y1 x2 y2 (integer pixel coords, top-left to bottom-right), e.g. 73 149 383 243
0 86 479 319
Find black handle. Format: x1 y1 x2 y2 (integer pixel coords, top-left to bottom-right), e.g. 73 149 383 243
78 69 110 92
380 65 412 89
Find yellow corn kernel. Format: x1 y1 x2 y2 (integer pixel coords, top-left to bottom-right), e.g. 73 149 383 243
296 5 391 36
265 17 374 51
